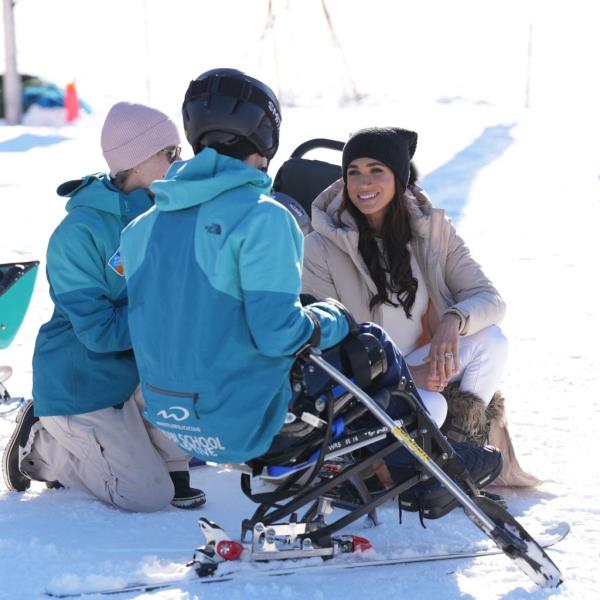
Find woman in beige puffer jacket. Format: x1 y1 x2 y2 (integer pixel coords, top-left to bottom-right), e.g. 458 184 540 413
301 127 539 487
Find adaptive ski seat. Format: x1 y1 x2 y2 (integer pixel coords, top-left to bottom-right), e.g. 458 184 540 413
189 333 561 587
189 140 562 588
238 329 501 554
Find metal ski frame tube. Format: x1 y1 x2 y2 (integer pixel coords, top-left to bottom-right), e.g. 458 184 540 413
307 349 499 536
242 436 419 540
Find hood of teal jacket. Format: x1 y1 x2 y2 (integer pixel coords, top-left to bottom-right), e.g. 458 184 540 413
57 173 153 219
151 148 272 212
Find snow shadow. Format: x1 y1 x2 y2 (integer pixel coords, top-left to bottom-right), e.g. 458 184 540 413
421 124 515 223
0 133 69 153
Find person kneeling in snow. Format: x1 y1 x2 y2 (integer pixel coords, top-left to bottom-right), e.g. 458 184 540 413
117 69 501 498
2 102 205 511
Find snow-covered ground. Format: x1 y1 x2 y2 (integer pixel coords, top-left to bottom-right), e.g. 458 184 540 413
2 1 600 598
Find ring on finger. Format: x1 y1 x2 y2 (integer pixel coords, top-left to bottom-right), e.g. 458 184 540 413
444 352 453 359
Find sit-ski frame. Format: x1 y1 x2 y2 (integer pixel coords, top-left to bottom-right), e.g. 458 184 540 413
227 348 562 588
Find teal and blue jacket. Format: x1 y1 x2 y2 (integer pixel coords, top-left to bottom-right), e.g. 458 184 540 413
120 149 349 463
33 174 153 416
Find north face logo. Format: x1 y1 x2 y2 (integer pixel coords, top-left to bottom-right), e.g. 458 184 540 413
205 223 222 235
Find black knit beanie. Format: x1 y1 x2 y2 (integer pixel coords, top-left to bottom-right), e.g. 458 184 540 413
342 127 418 189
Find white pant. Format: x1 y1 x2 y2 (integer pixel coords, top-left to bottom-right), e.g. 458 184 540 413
22 386 189 512
406 325 508 423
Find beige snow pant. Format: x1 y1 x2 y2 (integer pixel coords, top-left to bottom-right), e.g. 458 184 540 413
21 386 190 512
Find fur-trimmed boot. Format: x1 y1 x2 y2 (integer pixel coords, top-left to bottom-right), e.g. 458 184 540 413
441 383 542 487
440 383 488 447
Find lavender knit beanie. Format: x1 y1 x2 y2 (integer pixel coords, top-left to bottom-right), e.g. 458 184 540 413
101 102 180 175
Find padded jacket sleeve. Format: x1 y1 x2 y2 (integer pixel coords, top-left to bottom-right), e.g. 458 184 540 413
443 221 506 335
46 221 131 353
302 232 340 301
239 201 348 356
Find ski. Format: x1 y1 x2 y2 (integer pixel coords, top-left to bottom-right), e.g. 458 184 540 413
45 521 569 597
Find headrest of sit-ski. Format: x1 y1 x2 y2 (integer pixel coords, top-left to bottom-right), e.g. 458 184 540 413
273 157 341 217
271 191 312 236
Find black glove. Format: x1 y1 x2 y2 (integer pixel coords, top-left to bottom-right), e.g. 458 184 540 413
322 297 359 336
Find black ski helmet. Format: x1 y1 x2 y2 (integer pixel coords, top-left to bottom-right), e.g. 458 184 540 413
182 68 281 160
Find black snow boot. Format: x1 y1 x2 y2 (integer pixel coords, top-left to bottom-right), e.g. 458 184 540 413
170 471 206 509
391 442 503 520
2 400 40 491
450 441 503 489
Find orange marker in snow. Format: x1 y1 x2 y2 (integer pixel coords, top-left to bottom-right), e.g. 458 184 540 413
65 81 80 122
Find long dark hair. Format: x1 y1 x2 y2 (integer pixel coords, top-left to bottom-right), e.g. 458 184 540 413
341 177 418 317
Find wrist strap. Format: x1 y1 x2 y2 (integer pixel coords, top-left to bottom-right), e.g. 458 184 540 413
295 310 321 356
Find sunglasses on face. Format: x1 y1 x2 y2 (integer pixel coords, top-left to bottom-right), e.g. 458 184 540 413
160 145 182 163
